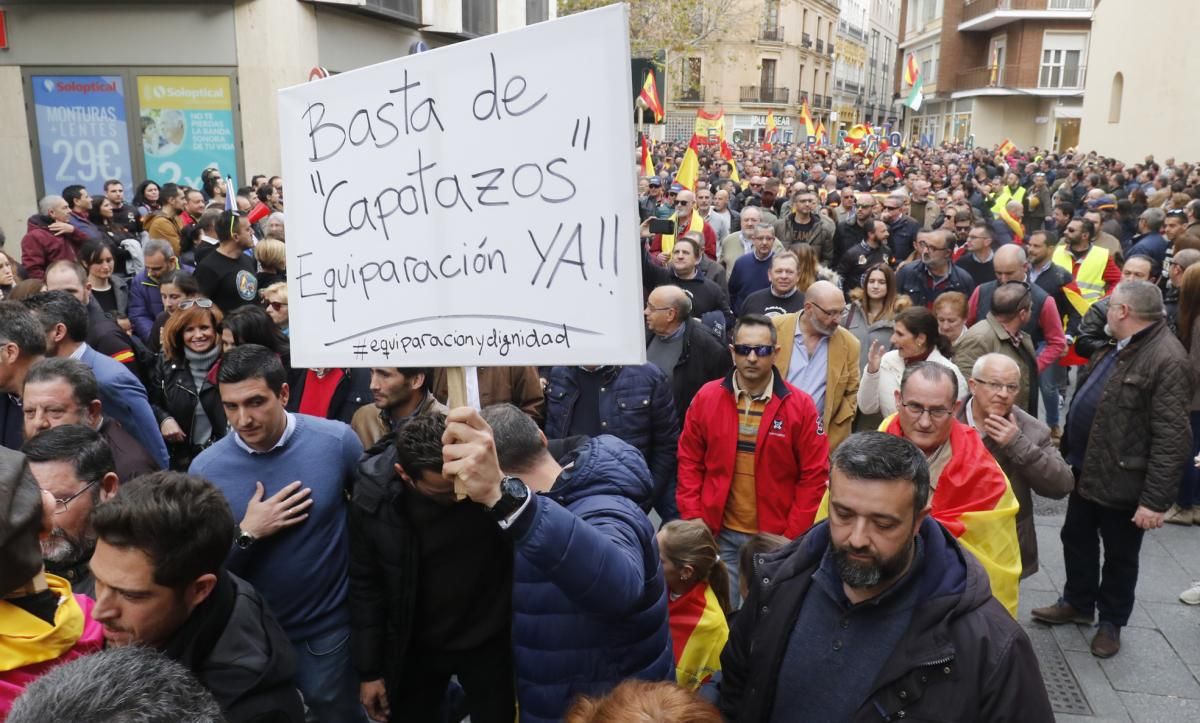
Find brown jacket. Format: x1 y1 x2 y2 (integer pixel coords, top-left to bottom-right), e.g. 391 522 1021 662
1067 321 1194 512
771 312 861 452
954 314 1039 415
432 366 545 425
143 212 182 255
350 392 449 449
956 401 1072 577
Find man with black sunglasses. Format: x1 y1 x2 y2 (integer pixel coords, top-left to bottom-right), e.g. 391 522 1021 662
677 314 829 608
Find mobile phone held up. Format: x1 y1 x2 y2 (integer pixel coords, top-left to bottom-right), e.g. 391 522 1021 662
648 218 676 235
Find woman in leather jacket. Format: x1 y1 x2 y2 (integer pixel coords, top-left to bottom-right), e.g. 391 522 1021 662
151 300 226 470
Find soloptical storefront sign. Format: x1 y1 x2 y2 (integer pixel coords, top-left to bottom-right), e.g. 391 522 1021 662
31 75 134 196
137 75 237 189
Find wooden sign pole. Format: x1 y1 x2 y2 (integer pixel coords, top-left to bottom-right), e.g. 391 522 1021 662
446 366 480 500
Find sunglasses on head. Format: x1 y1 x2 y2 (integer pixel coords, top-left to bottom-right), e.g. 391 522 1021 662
732 343 773 357
177 299 214 310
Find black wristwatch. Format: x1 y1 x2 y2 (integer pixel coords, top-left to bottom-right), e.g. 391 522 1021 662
234 528 257 550
487 476 530 522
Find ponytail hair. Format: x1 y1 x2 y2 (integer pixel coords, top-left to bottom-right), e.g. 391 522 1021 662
659 519 733 615
895 306 952 358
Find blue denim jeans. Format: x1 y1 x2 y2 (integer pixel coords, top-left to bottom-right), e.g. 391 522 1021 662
718 529 755 610
291 624 367 723
1039 363 1065 428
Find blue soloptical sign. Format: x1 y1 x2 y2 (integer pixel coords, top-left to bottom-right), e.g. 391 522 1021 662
32 75 134 196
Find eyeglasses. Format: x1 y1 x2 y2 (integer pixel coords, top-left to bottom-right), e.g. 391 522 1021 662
731 343 774 357
267 301 287 311
899 401 953 421
674 201 691 207
43 479 101 515
807 300 842 318
644 303 672 313
177 299 214 310
918 240 948 252
973 378 1020 395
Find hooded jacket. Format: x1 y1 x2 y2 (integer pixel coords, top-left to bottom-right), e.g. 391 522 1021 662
507 436 673 722
163 572 304 722
0 575 104 715
718 518 1053 722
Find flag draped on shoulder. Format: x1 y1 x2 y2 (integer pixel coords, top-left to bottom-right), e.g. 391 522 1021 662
669 582 728 690
639 69 664 123
675 134 701 191
641 137 655 177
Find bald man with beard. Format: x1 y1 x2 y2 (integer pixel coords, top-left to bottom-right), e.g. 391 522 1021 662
771 281 861 452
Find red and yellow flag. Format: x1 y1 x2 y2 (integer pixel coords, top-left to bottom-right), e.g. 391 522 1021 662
800 99 816 139
641 137 655 177
815 121 827 146
675 134 701 191
720 140 740 185
817 416 1023 617
763 111 777 150
845 123 870 147
904 54 920 86
998 138 1016 157
639 69 664 123
669 582 728 690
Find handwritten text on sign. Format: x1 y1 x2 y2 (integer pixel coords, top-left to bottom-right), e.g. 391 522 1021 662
277 5 643 368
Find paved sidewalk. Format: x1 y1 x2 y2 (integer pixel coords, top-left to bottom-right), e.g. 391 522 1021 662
1024 497 1200 721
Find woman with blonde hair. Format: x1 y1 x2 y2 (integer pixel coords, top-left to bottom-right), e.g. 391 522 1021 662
151 301 226 469
564 680 721 723
261 282 289 335
656 519 731 690
792 243 842 293
254 238 286 290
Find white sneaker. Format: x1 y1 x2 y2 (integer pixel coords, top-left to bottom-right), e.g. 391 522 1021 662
1181 581 1200 605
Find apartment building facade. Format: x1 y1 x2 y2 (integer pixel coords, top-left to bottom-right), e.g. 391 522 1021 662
664 0 840 143
832 0 902 134
896 0 1093 151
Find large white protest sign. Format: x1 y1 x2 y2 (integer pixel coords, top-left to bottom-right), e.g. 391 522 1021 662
277 4 644 368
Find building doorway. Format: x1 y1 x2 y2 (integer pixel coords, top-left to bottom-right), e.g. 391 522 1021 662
1055 118 1081 151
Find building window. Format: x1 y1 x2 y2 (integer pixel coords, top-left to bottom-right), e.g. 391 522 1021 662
684 57 703 92
764 0 780 28
525 0 548 24
760 58 777 90
1040 33 1087 89
364 0 420 22
1109 72 1123 123
462 0 497 36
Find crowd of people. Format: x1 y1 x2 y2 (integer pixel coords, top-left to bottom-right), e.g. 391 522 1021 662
1 135 1199 722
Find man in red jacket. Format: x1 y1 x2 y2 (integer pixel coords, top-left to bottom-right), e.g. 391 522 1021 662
677 314 829 608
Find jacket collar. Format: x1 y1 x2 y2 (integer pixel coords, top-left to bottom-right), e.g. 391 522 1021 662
720 366 790 400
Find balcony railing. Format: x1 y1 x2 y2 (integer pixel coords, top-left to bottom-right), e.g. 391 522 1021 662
740 86 790 104
955 63 1087 90
801 32 813 48
760 24 784 42
828 43 836 56
822 95 832 109
816 39 825 54
962 0 1093 24
674 87 705 103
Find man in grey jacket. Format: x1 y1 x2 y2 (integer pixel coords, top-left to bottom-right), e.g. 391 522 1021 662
958 354 1073 577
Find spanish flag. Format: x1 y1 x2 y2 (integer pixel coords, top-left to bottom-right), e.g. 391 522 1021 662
998 138 1016 157
815 121 827 146
641 137 655 177
800 98 816 140
904 54 920 86
720 140 740 185
675 134 701 191
816 415 1022 617
669 582 728 690
763 111 777 151
845 123 870 148
639 69 664 123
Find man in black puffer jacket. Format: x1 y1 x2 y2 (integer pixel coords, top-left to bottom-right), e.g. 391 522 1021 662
349 413 514 723
719 432 1052 722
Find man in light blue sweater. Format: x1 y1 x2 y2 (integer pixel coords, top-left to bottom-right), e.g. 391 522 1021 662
190 344 366 723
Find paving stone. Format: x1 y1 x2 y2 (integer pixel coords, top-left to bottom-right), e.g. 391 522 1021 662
1062 650 1131 721
1143 601 1200 666
1119 692 1200 723
1134 552 1193 604
1023 567 1059 593
1097 627 1200 699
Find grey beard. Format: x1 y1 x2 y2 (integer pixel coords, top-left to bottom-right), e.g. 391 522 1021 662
41 527 94 567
